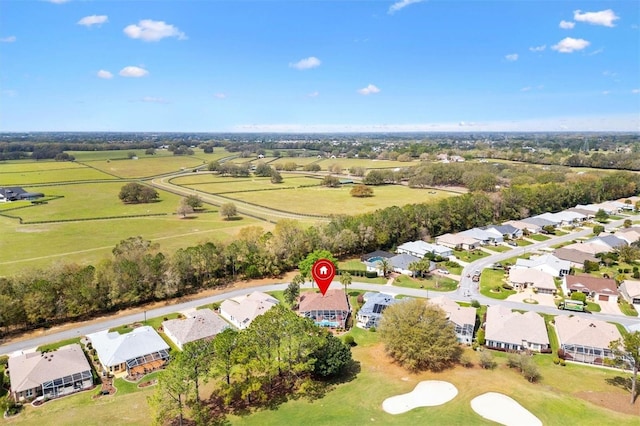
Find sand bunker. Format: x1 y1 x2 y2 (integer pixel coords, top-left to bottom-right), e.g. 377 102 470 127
382 380 458 415
471 392 542 426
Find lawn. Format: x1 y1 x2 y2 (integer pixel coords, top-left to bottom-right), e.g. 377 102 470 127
393 274 458 291
201 183 456 216
0 162 117 185
453 249 490 263
618 299 639 317
528 234 551 241
479 269 516 300
482 245 511 253
170 173 322 193
36 337 82 352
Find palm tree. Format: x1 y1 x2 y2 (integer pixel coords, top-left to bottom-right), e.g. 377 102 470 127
377 258 392 277
339 271 352 296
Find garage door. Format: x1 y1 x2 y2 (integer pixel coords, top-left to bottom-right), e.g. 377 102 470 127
598 295 609 302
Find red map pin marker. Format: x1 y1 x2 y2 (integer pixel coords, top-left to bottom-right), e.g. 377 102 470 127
311 258 336 296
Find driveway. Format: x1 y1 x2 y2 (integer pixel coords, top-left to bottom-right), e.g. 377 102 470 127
598 301 623 316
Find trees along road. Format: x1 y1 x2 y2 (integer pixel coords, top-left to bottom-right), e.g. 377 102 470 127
2 218 639 356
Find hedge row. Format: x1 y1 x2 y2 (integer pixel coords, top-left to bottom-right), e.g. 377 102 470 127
337 269 379 278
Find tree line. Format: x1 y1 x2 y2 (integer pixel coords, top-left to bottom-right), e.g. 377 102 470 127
1 170 639 335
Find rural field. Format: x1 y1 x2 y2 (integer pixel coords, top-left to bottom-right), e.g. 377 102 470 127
0 149 449 275
2 326 637 426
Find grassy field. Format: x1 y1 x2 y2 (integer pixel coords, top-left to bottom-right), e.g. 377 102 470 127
170 173 323 193
0 214 267 276
393 274 459 291
222 184 454 216
85 156 208 179
0 162 117 185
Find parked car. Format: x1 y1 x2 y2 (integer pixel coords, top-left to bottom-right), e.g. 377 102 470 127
508 241 518 247
437 269 449 274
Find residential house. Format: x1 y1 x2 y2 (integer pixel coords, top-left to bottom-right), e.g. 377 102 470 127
8 344 92 402
459 228 504 245
586 235 627 251
614 226 640 245
561 241 610 256
162 309 229 350
388 253 422 276
87 326 170 377
567 207 596 219
503 220 541 234
396 241 453 258
564 275 619 303
435 233 481 250
553 247 599 269
520 216 557 229
532 213 563 227
360 250 394 262
298 289 350 328
484 305 550 352
356 292 400 329
619 280 640 305
513 254 570 277
508 268 557 294
554 210 587 224
429 296 476 345
555 315 622 366
220 291 279 330
482 224 522 240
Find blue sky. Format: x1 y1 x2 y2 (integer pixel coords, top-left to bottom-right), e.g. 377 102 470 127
0 0 638 132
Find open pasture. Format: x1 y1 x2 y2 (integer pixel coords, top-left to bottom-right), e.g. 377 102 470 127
0 213 268 276
85 156 208 179
170 173 322 193
6 182 184 222
269 156 322 167
222 184 455 216
316 157 417 171
0 161 116 185
70 147 231 163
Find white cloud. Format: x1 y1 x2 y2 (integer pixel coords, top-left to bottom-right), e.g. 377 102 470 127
559 20 575 29
602 91 611 95
141 96 168 104
529 45 545 52
78 15 108 27
307 91 319 98
213 93 227 99
47 0 70 3
119 66 149 77
588 48 604 56
551 37 590 53
574 9 619 27
505 53 518 62
358 84 380 95
0 36 16 43
289 56 321 70
388 0 424 14
632 89 640 94
521 87 531 92
123 19 186 42
97 70 113 79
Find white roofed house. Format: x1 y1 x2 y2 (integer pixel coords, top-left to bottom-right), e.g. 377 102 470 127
619 280 640 305
435 233 481 250
162 309 229 351
514 254 570 277
87 326 170 378
396 241 453 258
508 268 557 295
429 296 476 345
8 344 93 402
220 291 279 330
554 315 622 366
503 220 541 234
459 228 503 245
484 306 550 353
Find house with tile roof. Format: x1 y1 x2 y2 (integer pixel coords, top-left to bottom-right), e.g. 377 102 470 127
162 309 229 350
298 289 350 328
220 291 279 330
429 296 476 345
555 315 622 366
553 247 599 269
484 305 550 353
502 220 541 234
356 292 400 329
508 268 557 294
618 280 640 305
564 275 619 303
435 233 481 250
87 326 170 377
8 344 93 402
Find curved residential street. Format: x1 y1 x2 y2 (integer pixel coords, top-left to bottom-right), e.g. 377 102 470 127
2 217 639 356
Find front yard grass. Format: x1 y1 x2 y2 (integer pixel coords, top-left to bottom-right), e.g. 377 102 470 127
618 299 638 317
483 245 511 253
36 337 82 353
479 269 516 300
586 302 601 312
453 249 489 263
528 234 550 241
393 275 458 291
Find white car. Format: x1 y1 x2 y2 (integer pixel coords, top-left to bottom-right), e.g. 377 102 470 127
437 269 449 274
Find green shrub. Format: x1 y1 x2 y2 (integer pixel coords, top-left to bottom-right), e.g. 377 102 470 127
343 335 356 346
0 355 8 367
369 326 376 333
471 299 481 308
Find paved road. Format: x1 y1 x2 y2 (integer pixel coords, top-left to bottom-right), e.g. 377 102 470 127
3 217 639 356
